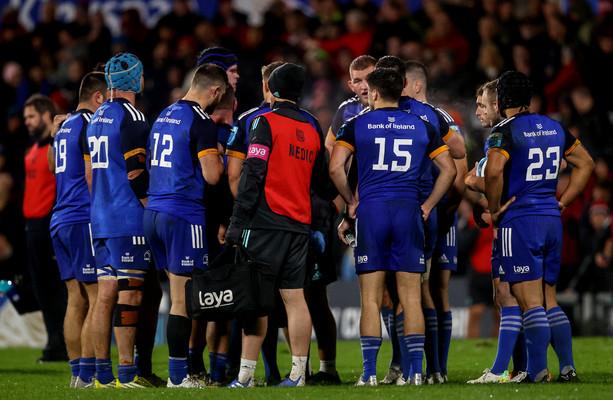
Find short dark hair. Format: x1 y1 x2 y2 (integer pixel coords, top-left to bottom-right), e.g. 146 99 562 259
24 94 56 119
405 60 428 82
215 84 235 111
350 55 376 72
192 63 229 91
375 55 405 76
497 71 533 116
366 68 403 102
261 61 285 81
79 72 107 102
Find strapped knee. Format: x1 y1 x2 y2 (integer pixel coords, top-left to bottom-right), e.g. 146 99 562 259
114 303 140 327
117 269 146 291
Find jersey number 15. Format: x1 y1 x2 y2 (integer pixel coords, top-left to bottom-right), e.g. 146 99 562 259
372 138 413 172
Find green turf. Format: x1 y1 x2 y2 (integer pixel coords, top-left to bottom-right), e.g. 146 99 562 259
1 337 612 399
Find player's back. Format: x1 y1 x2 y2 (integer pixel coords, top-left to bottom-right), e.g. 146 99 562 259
147 100 213 224
340 107 442 204
87 98 148 238
491 111 572 221
50 110 92 236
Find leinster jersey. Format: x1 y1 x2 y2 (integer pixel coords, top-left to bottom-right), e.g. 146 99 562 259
487 111 580 222
146 100 219 226
86 98 149 238
335 107 448 204
226 102 271 160
50 109 93 236
329 96 364 139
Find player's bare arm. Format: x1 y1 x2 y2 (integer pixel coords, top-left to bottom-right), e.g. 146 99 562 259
329 144 357 217
558 144 594 213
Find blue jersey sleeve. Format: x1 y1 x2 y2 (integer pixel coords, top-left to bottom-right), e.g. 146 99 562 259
120 116 149 159
424 120 448 159
335 117 357 152
562 126 580 156
192 116 219 158
79 116 90 159
487 123 513 159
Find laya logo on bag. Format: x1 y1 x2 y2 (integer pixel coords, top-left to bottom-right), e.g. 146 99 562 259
199 289 234 309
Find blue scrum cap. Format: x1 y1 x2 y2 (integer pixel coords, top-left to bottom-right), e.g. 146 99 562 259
105 53 143 93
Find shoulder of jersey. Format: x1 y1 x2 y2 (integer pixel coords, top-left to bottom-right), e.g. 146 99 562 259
80 111 93 123
337 95 361 110
190 104 211 120
432 105 456 124
492 114 517 129
121 101 147 122
238 105 262 121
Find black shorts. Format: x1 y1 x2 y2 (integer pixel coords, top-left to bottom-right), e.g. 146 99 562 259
243 229 309 290
467 271 494 306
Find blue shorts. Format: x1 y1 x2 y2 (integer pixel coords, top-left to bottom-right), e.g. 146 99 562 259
491 237 502 279
354 201 425 273
143 209 208 275
433 215 458 271
424 208 438 261
94 235 151 279
52 223 97 283
499 216 562 284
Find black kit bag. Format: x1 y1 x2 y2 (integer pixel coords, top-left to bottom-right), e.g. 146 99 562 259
185 246 276 321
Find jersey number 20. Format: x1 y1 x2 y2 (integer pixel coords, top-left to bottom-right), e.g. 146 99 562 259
373 138 412 172
88 136 109 169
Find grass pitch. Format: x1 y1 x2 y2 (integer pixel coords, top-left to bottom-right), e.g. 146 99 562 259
1 337 612 399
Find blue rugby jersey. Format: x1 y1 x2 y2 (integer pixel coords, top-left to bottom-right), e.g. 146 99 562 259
487 111 580 222
226 102 271 160
335 107 448 203
50 109 93 237
85 98 149 238
146 100 219 226
329 96 364 139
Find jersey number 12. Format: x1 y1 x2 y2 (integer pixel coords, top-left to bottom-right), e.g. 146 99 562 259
150 133 173 168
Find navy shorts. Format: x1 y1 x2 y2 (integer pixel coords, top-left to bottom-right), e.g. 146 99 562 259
433 215 458 271
499 215 562 284
94 235 151 280
143 209 208 275
52 223 97 283
354 201 426 273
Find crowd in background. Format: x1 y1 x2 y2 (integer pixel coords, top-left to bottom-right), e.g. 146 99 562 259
0 0 612 326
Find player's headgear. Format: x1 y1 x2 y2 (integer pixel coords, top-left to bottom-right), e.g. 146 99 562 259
267 63 305 102
197 47 238 70
105 53 143 93
497 71 533 117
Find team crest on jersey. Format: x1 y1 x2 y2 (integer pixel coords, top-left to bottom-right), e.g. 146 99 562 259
388 116 395 122
296 129 305 142
203 254 209 265
536 123 543 129
144 250 151 262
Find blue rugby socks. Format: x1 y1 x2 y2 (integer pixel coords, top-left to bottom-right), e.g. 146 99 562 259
438 311 452 375
491 306 522 375
78 357 95 383
547 306 575 373
405 334 425 378
522 307 551 379
95 358 114 384
360 336 382 379
423 308 441 376
382 307 401 367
